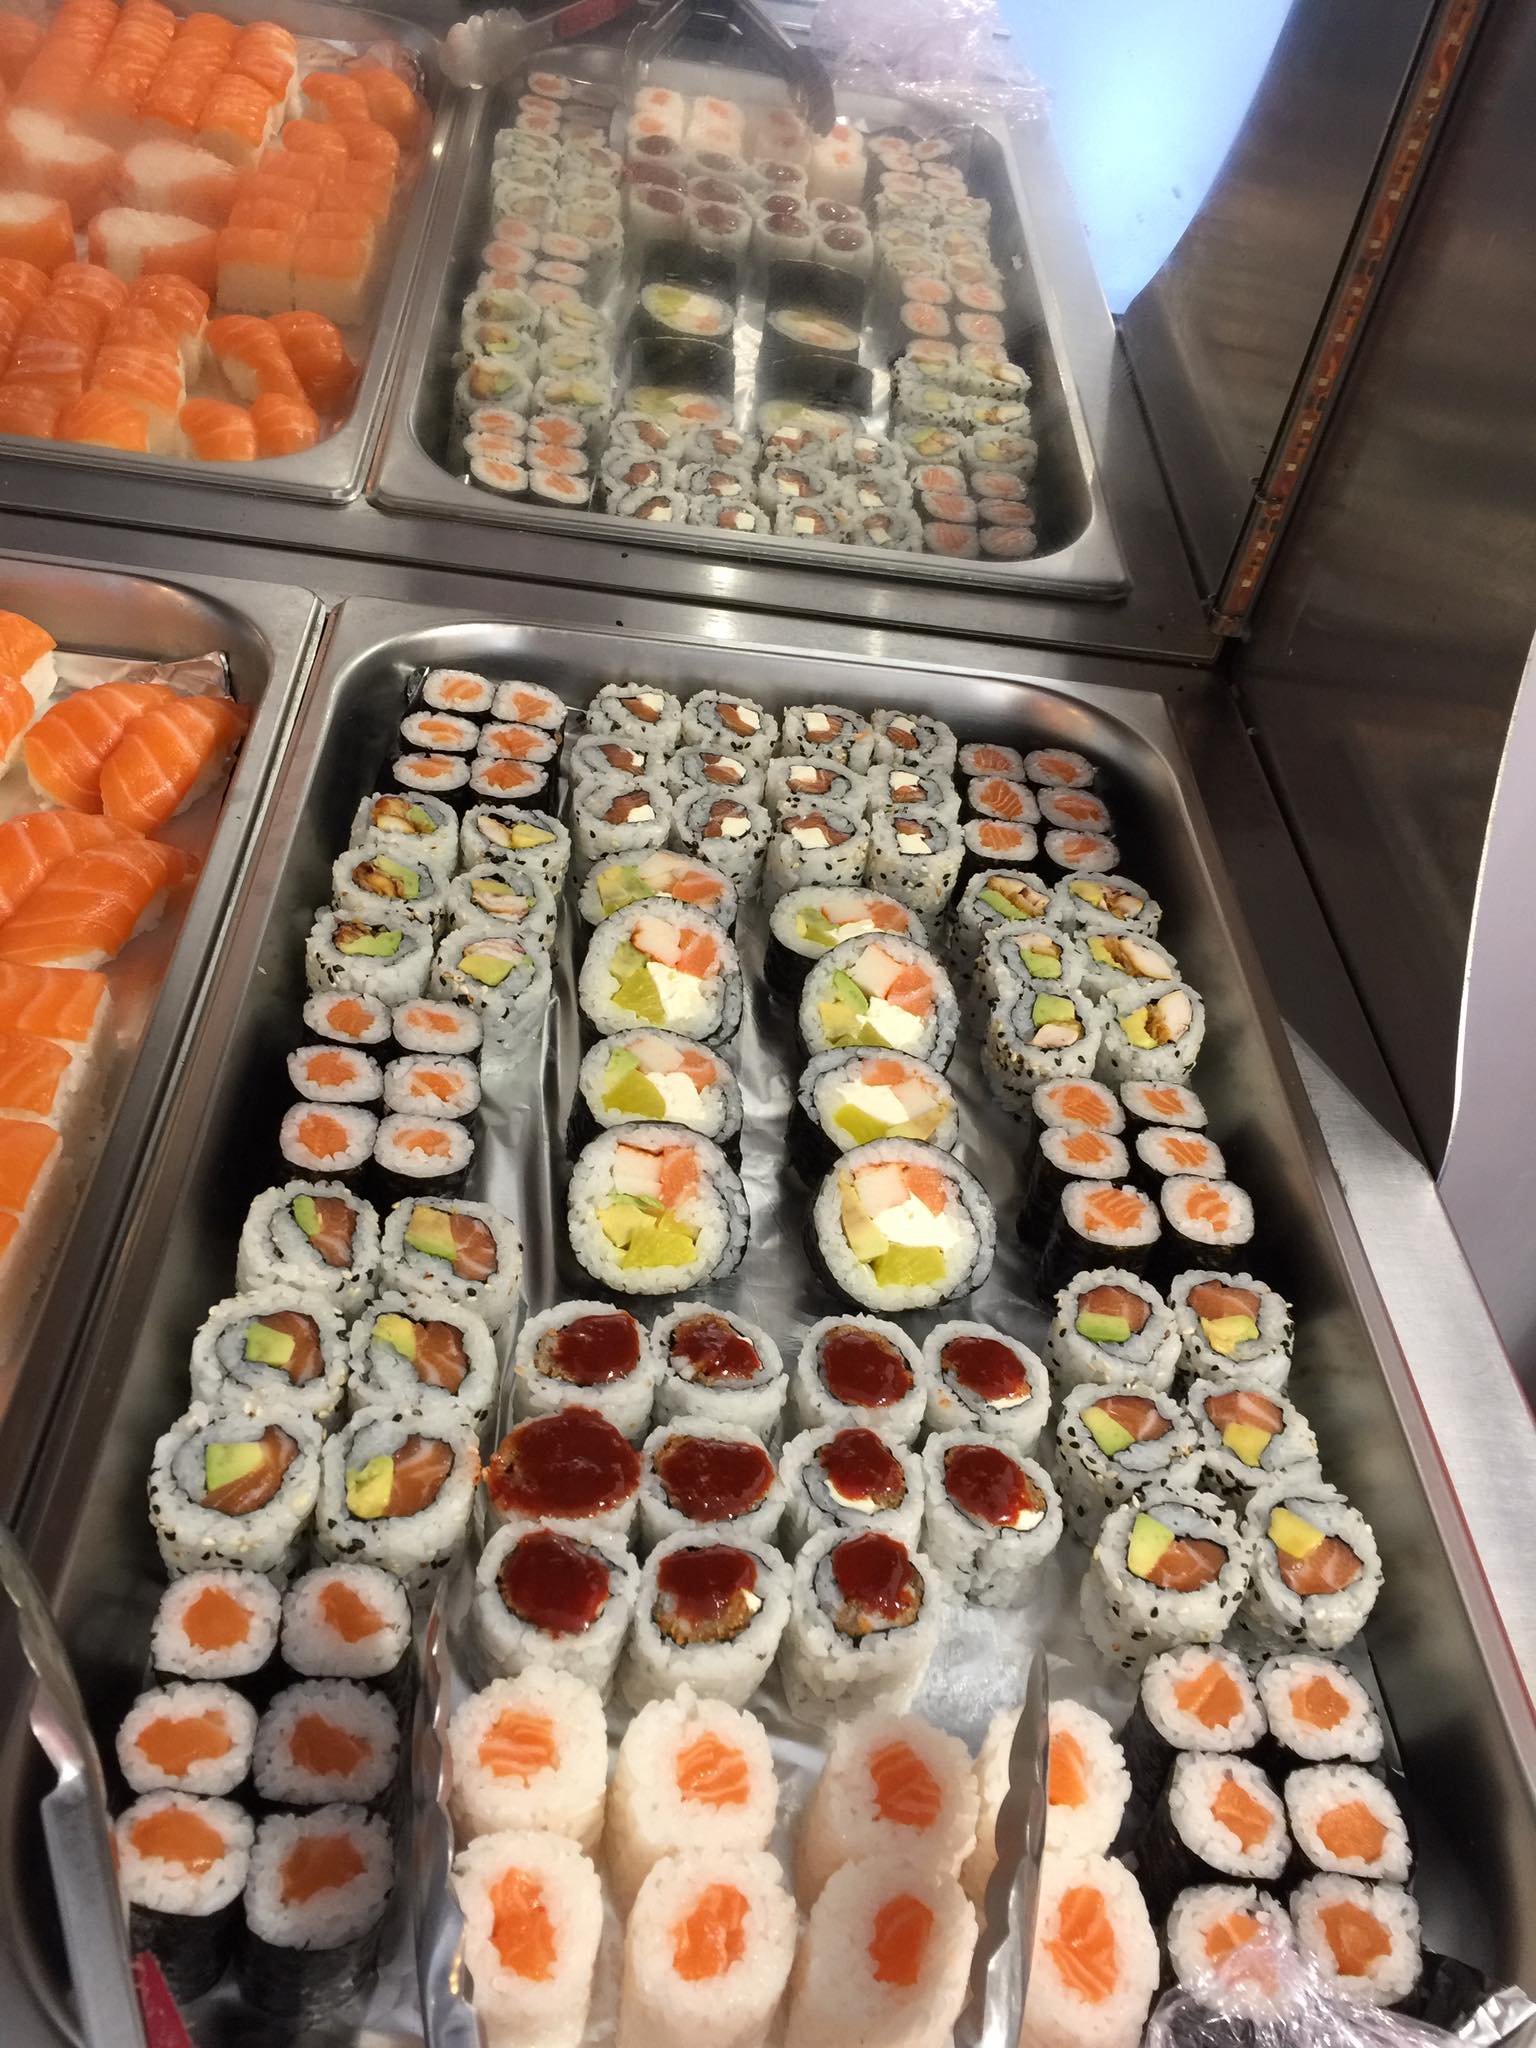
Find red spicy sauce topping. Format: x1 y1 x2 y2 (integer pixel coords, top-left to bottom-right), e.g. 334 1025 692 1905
654 1435 774 1521
831 1530 916 1619
540 1311 642 1386
498 1528 611 1636
484 1407 641 1519
944 1443 1040 1527
941 1333 1029 1405
656 1544 757 1623
818 1428 905 1509
820 1326 913 1409
671 1313 761 1383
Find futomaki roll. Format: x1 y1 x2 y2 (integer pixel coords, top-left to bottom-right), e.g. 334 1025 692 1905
781 1527 946 1718
1255 1654 1385 1771
793 1048 957 1178
577 899 743 1045
1285 1766 1411 1884
317 1405 479 1590
588 681 683 753
867 811 964 916
149 1403 323 1580
253 1680 400 1808
920 1432 1061 1603
780 702 874 771
306 907 432 1005
786 1856 977 2048
681 689 776 760
118 1682 257 1797
453 1830 603 2048
1084 1485 1249 1674
764 754 868 817
351 791 459 881
800 932 958 1067
280 1564 413 1692
567 1125 748 1294
302 992 392 1051
1243 1484 1382 1650
237 1806 392 2021
379 1195 521 1329
513 1301 660 1439
1020 1852 1157 2048
1120 1644 1265 1798
347 1291 499 1426
1139 1753 1290 1910
606 1688 776 1909
391 997 485 1062
572 1031 742 1154
116 1792 253 2001
1292 1876 1421 2008
287 1045 384 1107
1036 1182 1161 1304
766 887 924 993
791 1315 928 1443
1053 1382 1199 1536
151 1570 281 1688
621 1531 791 1709
1188 1378 1320 1496
984 986 1104 1106
574 773 674 870
1045 1269 1180 1392
460 803 571 886
811 1141 994 1312
1097 981 1205 1087
331 846 447 928
779 1427 924 1552
672 789 773 885
922 1322 1048 1451
447 1668 608 1848
798 1709 977 1904
638 1418 785 1548
475 1522 639 1693
1051 871 1160 940
446 861 557 949
764 802 870 902
1172 1270 1294 1391
653 1304 788 1439
579 849 738 933
191 1291 349 1428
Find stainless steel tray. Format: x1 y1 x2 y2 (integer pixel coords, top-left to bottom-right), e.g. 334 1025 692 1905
0 0 462 507
0 552 321 1527
3 592 1532 2045
372 51 1129 597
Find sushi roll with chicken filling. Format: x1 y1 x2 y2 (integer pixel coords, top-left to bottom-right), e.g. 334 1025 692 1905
587 681 682 752
985 985 1104 1107
1292 1875 1421 2009
1045 1269 1180 1392
1097 980 1205 1086
637 1417 785 1549
1172 1270 1293 1390
921 1432 1061 1604
236 1181 380 1319
461 803 570 887
765 752 869 816
378 1194 522 1331
1019 1125 1131 1242
766 886 925 993
1054 1381 1199 1537
151 1570 280 1688
306 906 432 1005
653 1303 786 1439
793 1047 958 1175
445 860 556 948
191 1291 349 1429
287 1045 383 1107
316 1404 479 1591
1243 1484 1381 1651
811 1140 995 1313
431 931 552 1055
672 789 773 886
116 1792 254 2002
867 811 965 916
1052 870 1160 939
236 1806 392 2022
764 801 870 902
781 1527 946 1719
1084 1484 1249 1671
577 898 742 1045
923 1321 1048 1451
149 1403 323 1581
1078 930 1180 1005
346 1291 499 1427
621 1530 790 1709
791 1314 929 1444
572 1030 742 1157
780 701 874 771
331 846 447 928
578 847 737 931
1036 1182 1162 1307
1188 1377 1319 1496
1255 1654 1385 1771
573 773 673 870
948 867 1054 967
977 921 1088 1013
253 1680 400 1808
513 1301 659 1440
666 747 766 803
779 1427 924 1553
568 1124 748 1296
1139 1752 1290 1910
800 931 958 1067
474 1519 639 1694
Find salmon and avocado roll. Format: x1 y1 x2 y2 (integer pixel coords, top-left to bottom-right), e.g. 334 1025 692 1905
1243 1484 1382 1651
379 1192 521 1329
149 1402 323 1580
606 1687 776 1908
460 803 570 887
619 1847 796 2048
786 1854 976 2048
151 1568 281 1686
1084 1485 1249 1674
1255 1653 1384 1770
1171 1270 1294 1391
799 932 958 1069
922 1321 1049 1451
1141 1752 1290 1907
577 898 743 1046
1292 1875 1420 2008
637 1419 783 1550
237 1806 393 2022
447 1667 608 1848
281 1562 412 1690
766 886 925 992
1019 1851 1159 2048
798 1708 977 1904
567 1125 748 1296
621 1531 791 1712
782 1528 946 1721
316 1404 480 1591
452 1829 603 2048
577 848 737 932
920 1431 1062 1604
253 1678 399 1808
572 1030 742 1157
330 844 448 927
475 1519 639 1696
965 1700 1130 1903
794 1047 957 1176
1052 1382 1197 1537
346 1288 499 1427
116 1791 254 2002
811 1140 994 1314
117 1680 257 1798
1121 1644 1265 1797
191 1289 349 1428
235 1179 380 1319
790 1314 928 1445
1045 1268 1179 1392
512 1300 659 1441
1188 1377 1320 1495
779 1426 924 1555
653 1304 787 1440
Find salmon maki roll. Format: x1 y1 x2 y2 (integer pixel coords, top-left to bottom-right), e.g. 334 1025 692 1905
0 190 74 272
116 137 238 225
0 807 127 922
88 206 218 293
99 690 247 830
89 339 185 451
268 307 353 413
301 70 369 125
215 221 294 313
0 378 65 437
290 226 370 324
0 834 192 966
24 678 172 806
55 385 149 451
250 388 318 456
0 107 117 218
179 394 255 460
346 60 423 145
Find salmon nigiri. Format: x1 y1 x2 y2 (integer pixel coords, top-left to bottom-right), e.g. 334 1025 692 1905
24 679 173 808
99 303 182 358
49 258 129 315
215 221 296 315
301 70 368 125
89 339 184 449
346 60 424 145
99 690 247 829
205 311 300 397
127 270 208 376
0 253 51 313
55 386 150 452
16 288 110 350
0 808 128 922
0 609 57 709
0 18 45 94
0 377 67 438
0 671 34 771
6 333 92 397
267 308 353 413
250 388 318 456
178 394 254 460
0 835 192 967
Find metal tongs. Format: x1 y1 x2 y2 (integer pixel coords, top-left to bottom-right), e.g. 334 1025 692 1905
954 1651 1051 2048
623 0 837 134
0 1519 148 2048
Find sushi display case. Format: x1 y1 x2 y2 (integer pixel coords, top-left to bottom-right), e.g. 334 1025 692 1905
1 586 1532 2047
0 549 321 1517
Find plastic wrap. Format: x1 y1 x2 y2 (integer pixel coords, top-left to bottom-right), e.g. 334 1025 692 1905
807 0 1046 125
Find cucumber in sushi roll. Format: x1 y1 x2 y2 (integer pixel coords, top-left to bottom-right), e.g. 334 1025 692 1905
652 1304 787 1439
378 1194 522 1330
513 1301 660 1440
763 801 869 902
578 848 737 931
672 788 773 886
621 1530 791 1709
316 1404 480 1591
236 1181 380 1318
306 907 432 1005
430 930 553 1055
578 899 743 1045
568 1124 748 1295
867 810 964 916
920 1431 1062 1604
766 886 925 995
1242 1483 1382 1651
149 1403 323 1581
1045 1268 1179 1392
680 688 776 760
571 1031 742 1154
985 985 1104 1107
793 1046 958 1173
799 932 958 1067
810 1139 994 1313
781 1527 946 1719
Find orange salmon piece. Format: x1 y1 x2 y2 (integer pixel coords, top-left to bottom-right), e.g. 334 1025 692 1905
289 1713 371 1778
1081 1188 1149 1235
673 929 718 978
860 1058 909 1086
182 1582 255 1651
656 1146 699 1211
318 1578 384 1643
0 961 109 1045
675 1046 719 1088
0 1026 71 1119
480 1709 559 1783
384 1433 454 1516
1057 1083 1113 1127
974 776 1025 817
133 1707 232 1778
1319 1900 1391 1976
281 1831 365 1905
1278 1535 1362 1598
1164 1135 1211 1169
23 680 174 809
868 1740 942 1829
669 869 725 908
673 1882 748 1982
1210 1775 1272 1854
1290 1675 1350 1732
1185 1182 1232 1230
1140 1536 1226 1593
1048 1728 1088 1809
1204 1911 1262 1965
903 1162 949 1215
129 1802 226 1872
1316 1801 1388 1864
1045 1885 1118 2003
867 900 908 930
491 1868 557 1980
676 1731 750 1807
1060 1129 1114 1167
1173 1662 1245 1731
869 1893 933 1988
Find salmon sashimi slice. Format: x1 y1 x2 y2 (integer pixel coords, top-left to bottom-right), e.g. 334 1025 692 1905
1173 1661 1246 1731
200 1423 296 1513
869 1892 934 1988
1204 1911 1263 1965
98 691 246 830
280 1832 365 1906
1278 1534 1363 1597
1316 1800 1389 1865
1044 1885 1118 2003
0 1116 59 1209
0 960 109 1044
1290 1675 1350 1731
0 1027 73 1121
1210 1774 1274 1854
23 679 174 808
382 1433 454 1517
1048 1728 1088 1809
318 1578 384 1642
489 1868 557 1981
0 835 191 966
128 1803 225 1873
868 1739 942 1829
656 1147 700 1211
1140 1536 1227 1593
1093 1394 1169 1442
479 1709 559 1782
131 1707 233 1778
1080 1187 1151 1235
1319 1900 1392 1977
675 1731 749 1807
672 1882 748 1982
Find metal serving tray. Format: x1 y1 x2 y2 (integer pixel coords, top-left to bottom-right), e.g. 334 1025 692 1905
373 49 1129 597
2 593 1532 2044
0 552 321 1523
0 0 461 507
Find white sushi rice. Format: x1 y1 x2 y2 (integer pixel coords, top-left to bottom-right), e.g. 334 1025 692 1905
652 1302 788 1440
1172 1270 1294 1392
513 1301 661 1440
378 1194 522 1330
605 1686 777 1909
151 1568 281 1681
1292 1875 1421 2007
118 1682 257 1797
346 1289 501 1428
236 1181 381 1320
281 1563 412 1682
1165 1753 1290 1881
116 1792 253 1916
922 1321 1050 1450
1021 1851 1158 2048
797 1708 978 1903
474 1523 639 1696
637 1418 786 1549
791 1314 930 1444
447 1669 608 1849
315 1405 479 1592
1045 1270 1180 1392
920 1432 1063 1604
1255 1654 1384 1765
149 1402 323 1581
1242 1483 1382 1651
190 1289 350 1428
786 1854 976 2048
621 1531 790 1711
244 1805 393 1956
779 1426 925 1552
781 1528 947 1721
1285 1765 1410 1882
619 1848 796 2048
1138 1644 1266 1754
253 1679 400 1806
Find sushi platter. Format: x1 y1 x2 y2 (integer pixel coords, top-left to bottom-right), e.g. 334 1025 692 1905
0 0 455 502
0 589 1532 2048
373 46 1127 597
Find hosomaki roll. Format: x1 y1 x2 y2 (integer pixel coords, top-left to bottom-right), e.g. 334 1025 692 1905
280 1563 412 1690
118 1682 257 1798
1140 1753 1290 1909
619 1848 796 2048
315 1404 479 1591
797 1709 977 1903
1285 1764 1411 1884
919 1432 1062 1604
475 1523 640 1696
1242 1482 1381 1651
191 1290 350 1430
568 1125 749 1296
236 1181 381 1320
652 1303 788 1440
638 1419 785 1550
779 1427 924 1553
793 1047 958 1173
1165 1883 1294 2011
782 1528 946 1721
514 1300 660 1440
253 1679 400 1808
391 995 485 1061
149 1402 323 1581
1045 1269 1179 1393
791 1314 929 1444
964 1699 1130 1903
1121 1644 1265 1800
1291 1874 1421 2008
151 1568 280 1686
1254 1653 1385 1771
346 1290 500 1429
622 1531 791 1710
447 1668 608 1848
785 1854 976 2048
453 1829 603 2048
605 1685 777 1908
116 1791 254 2003
922 1321 1050 1452
1019 1851 1158 2048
